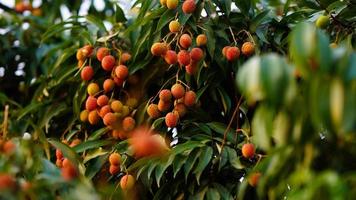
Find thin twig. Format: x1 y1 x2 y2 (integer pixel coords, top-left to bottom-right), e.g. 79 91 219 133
2 105 9 139
221 96 244 150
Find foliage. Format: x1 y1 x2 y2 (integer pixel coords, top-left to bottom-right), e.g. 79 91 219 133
0 0 355 199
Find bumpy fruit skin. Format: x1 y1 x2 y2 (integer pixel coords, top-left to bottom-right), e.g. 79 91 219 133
109 165 120 175
182 0 196 14
165 112 179 127
174 103 187 117
82 45 94 57
242 143 255 158
96 47 110 61
226 46 240 61
88 110 100 125
115 65 129 79
87 83 100 96
222 46 230 57
120 174 135 190
166 0 178 9
81 66 94 81
151 43 168 56
86 96 97 111
248 172 261 187
316 15 330 29
101 55 115 71
178 50 191 66
123 117 136 132
0 174 16 191
80 110 89 122
196 34 207 46
103 112 117 126
76 49 85 61
241 42 255 56
159 89 172 102
61 162 78 181
109 153 121 166
185 62 198 75
179 34 192 49
164 50 178 65
99 105 111 118
97 95 109 107
120 52 131 64
171 83 185 99
184 91 196 107
158 100 171 112
147 104 161 119
111 100 123 112
103 79 115 93
190 48 204 61
113 77 124 87
169 20 180 33
56 149 64 160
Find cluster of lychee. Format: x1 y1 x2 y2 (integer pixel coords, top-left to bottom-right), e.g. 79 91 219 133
161 0 197 14
108 152 136 190
222 41 255 61
147 82 196 128
151 29 207 76
108 152 121 175
75 45 138 140
55 140 81 181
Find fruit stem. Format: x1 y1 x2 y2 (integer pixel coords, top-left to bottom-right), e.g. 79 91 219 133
229 26 237 45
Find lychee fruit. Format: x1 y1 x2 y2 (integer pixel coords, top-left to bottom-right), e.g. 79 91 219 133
178 50 191 66
165 112 179 127
147 104 161 119
171 83 185 99
241 42 255 56
184 90 196 107
182 0 196 14
81 66 94 81
164 50 178 65
159 89 172 102
226 46 240 61
96 47 110 61
242 143 255 158
169 20 180 33
179 34 192 49
115 65 129 79
101 55 115 71
196 34 207 47
190 48 204 62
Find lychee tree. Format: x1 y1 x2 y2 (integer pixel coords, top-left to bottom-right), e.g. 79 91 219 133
0 0 356 199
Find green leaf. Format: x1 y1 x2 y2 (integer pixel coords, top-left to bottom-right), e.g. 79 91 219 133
88 127 110 140
184 148 201 181
155 155 174 187
86 15 107 32
156 9 175 33
193 146 213 184
115 4 127 23
206 187 221 200
73 139 113 153
207 122 235 143
48 139 84 171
